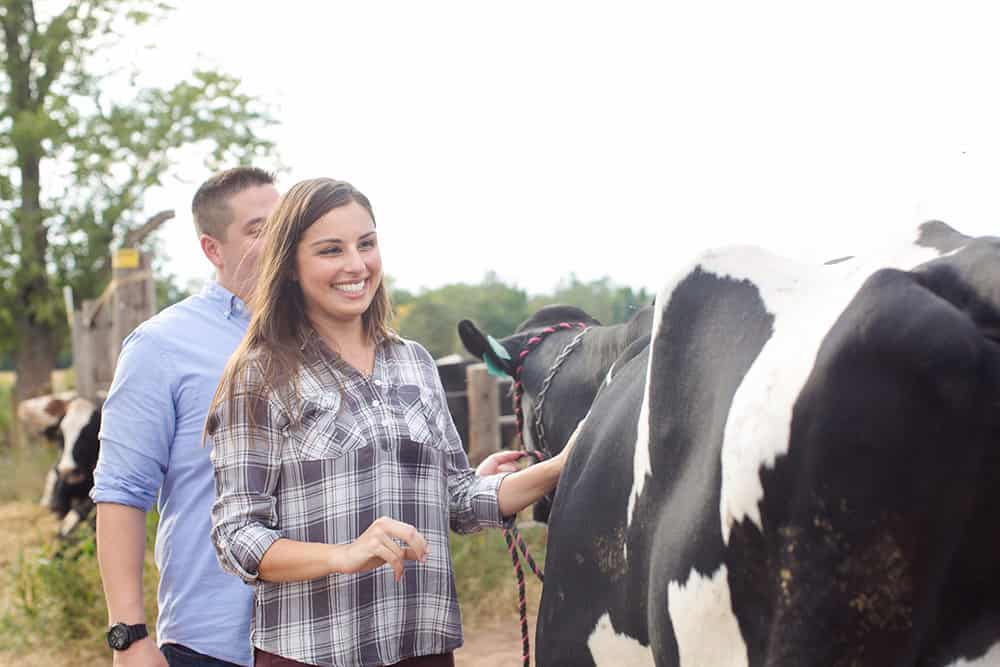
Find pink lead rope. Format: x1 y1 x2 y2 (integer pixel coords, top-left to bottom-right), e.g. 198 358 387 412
505 321 590 667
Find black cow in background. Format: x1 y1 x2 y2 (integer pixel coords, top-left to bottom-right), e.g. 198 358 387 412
461 221 1000 666
17 393 102 537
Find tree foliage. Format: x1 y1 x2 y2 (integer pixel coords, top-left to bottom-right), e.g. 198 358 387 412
0 0 275 397
393 272 651 359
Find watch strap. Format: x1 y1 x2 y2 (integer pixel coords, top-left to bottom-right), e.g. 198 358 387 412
127 623 148 643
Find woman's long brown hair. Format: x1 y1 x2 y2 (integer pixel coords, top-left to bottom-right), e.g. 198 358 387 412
206 178 395 437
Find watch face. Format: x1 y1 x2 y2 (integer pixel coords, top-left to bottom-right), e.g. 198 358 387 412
108 624 129 650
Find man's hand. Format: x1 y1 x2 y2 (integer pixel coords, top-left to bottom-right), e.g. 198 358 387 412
112 636 167 667
476 450 524 476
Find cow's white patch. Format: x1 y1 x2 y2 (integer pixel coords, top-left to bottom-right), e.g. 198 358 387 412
945 642 1000 666
56 398 95 476
586 612 655 667
39 468 58 508
627 274 671 530
711 238 944 543
59 508 82 537
668 564 748 667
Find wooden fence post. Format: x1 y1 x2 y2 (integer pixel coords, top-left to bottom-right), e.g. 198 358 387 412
466 362 500 465
108 248 156 378
67 248 155 402
76 298 113 400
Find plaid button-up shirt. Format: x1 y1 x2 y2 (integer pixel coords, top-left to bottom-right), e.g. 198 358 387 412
210 335 510 667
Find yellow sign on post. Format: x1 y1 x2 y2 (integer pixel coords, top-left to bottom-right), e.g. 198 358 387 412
112 248 140 269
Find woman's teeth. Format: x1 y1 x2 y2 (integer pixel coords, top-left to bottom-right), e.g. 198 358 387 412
334 280 365 294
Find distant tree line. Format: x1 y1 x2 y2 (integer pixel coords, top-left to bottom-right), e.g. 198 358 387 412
392 271 652 360
15 271 650 374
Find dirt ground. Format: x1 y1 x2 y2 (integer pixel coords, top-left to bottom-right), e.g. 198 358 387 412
455 614 537 667
0 501 540 667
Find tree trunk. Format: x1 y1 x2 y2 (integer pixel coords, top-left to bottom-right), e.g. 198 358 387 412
12 96 55 400
13 313 56 401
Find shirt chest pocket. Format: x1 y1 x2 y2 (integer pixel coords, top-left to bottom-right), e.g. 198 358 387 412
291 393 366 461
387 383 443 448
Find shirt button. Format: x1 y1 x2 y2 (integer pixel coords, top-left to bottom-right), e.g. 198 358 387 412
372 400 381 407
373 380 382 386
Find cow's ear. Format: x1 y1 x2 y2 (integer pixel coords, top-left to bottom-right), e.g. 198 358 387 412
458 320 515 379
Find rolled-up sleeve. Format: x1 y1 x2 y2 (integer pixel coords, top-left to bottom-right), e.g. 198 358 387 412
209 377 287 585
448 466 513 533
91 329 174 511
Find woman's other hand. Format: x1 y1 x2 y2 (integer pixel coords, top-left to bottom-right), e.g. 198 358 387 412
332 517 429 582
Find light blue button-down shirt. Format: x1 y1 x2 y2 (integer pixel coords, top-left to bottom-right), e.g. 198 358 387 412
92 281 253 666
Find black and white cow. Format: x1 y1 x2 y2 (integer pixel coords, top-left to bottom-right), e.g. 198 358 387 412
18 393 102 536
461 221 1000 666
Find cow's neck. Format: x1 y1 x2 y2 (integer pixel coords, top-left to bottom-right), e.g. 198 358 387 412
525 319 644 454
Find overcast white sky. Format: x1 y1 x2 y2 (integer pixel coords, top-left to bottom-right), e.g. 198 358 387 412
126 1 1000 295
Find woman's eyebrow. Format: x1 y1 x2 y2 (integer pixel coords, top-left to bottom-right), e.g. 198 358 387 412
309 231 377 246
309 237 342 246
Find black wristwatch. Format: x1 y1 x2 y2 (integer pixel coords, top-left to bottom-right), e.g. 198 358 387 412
106 622 148 651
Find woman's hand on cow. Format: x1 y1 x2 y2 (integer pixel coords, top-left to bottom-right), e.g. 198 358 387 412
551 419 585 472
332 517 429 582
476 450 524 476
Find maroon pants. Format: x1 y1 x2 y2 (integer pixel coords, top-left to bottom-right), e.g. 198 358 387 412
254 648 454 667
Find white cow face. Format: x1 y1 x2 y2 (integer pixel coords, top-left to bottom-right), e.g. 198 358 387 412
16 392 76 438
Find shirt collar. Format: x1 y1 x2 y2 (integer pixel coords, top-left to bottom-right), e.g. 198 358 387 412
201 280 250 321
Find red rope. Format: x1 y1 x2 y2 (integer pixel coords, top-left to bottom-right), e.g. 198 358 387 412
504 321 587 667
503 451 547 667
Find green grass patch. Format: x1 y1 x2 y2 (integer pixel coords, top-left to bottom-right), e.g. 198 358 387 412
452 522 547 625
0 508 161 657
0 443 61 504
0 524 104 650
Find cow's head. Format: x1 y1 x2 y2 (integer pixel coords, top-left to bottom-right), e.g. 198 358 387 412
18 393 100 530
17 392 74 443
460 304 651 521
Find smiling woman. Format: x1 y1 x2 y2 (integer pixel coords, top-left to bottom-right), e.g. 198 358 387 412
205 177 572 667
295 200 384 373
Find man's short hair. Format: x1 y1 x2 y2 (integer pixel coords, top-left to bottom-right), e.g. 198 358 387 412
192 166 275 240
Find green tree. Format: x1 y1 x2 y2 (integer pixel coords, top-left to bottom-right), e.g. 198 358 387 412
1 0 275 400
395 273 530 358
530 274 652 325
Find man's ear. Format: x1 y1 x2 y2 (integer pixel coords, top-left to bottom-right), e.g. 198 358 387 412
200 234 225 271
